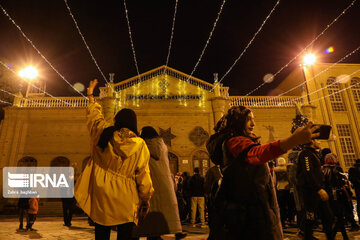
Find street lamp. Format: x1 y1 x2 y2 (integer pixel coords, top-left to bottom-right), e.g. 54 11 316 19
301 53 316 104
18 66 38 97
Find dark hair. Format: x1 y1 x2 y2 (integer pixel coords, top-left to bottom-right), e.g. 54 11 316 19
321 148 331 158
214 106 258 141
194 167 200 174
140 126 159 139
97 108 138 150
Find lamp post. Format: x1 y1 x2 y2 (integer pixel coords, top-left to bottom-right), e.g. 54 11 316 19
18 66 38 97
301 53 316 104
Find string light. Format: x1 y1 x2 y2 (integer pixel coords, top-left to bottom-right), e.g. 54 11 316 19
242 0 357 96
215 0 281 91
0 87 50 107
0 4 87 99
0 98 12 105
259 45 360 106
186 0 227 83
308 68 360 104
163 0 179 74
123 0 141 83
0 88 18 98
280 67 360 106
63 0 113 91
0 59 74 106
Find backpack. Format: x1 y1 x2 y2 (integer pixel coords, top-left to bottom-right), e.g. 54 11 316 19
206 131 231 166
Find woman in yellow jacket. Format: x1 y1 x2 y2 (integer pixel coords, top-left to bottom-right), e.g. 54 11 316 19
75 80 154 240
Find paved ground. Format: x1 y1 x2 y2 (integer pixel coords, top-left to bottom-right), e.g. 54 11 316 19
0 216 360 239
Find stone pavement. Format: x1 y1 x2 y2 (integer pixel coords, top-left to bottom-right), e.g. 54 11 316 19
0 216 360 239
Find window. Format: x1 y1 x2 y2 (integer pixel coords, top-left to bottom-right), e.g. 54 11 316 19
327 77 346 111
351 77 360 111
337 124 356 168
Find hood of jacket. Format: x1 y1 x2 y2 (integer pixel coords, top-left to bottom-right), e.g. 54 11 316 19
110 128 143 159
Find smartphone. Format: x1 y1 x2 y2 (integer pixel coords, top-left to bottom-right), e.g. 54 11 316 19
313 124 332 140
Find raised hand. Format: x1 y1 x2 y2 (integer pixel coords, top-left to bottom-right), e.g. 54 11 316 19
87 79 98 95
279 121 320 152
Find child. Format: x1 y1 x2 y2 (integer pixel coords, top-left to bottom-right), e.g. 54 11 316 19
26 197 39 231
17 198 29 230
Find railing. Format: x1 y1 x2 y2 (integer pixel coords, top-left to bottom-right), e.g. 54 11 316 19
220 87 229 98
230 96 303 108
114 66 214 92
19 97 89 108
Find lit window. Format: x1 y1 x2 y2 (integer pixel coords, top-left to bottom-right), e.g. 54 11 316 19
351 77 360 111
337 124 356 168
327 77 346 111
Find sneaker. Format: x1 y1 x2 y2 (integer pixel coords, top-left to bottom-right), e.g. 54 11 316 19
175 232 187 240
200 224 208 228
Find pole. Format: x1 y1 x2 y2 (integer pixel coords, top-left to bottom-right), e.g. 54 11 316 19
301 66 311 104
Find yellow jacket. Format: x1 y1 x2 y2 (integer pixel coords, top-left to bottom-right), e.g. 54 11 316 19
75 102 154 226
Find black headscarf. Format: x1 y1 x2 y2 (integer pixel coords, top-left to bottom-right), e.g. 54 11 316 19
98 108 138 151
140 126 159 139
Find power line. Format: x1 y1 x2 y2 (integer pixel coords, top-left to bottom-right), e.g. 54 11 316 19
63 0 112 90
215 0 281 91
186 0 227 83
242 0 358 96
259 45 360 105
123 0 141 83
0 59 74 106
0 3 87 98
163 0 179 73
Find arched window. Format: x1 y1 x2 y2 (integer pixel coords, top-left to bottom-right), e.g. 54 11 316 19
168 152 179 175
327 77 346 111
192 150 210 176
17 156 37 167
351 77 360 111
51 156 70 167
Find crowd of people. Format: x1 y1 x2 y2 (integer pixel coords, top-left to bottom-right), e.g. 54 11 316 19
16 80 360 240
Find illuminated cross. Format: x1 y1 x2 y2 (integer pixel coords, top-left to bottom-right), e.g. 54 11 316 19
159 78 169 94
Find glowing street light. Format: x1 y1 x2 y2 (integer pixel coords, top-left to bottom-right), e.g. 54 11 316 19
302 53 316 104
18 66 38 81
18 66 39 98
303 53 316 66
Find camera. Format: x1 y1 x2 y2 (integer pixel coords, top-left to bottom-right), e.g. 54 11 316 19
312 124 332 140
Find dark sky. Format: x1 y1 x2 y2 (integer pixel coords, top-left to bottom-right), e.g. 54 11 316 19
0 0 359 97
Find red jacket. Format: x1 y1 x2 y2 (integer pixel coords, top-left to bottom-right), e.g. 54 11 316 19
226 136 285 165
28 198 39 214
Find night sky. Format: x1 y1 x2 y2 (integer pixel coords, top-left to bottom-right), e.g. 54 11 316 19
0 0 359 97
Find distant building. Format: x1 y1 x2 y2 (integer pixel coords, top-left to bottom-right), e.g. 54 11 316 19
0 64 359 212
276 63 360 168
